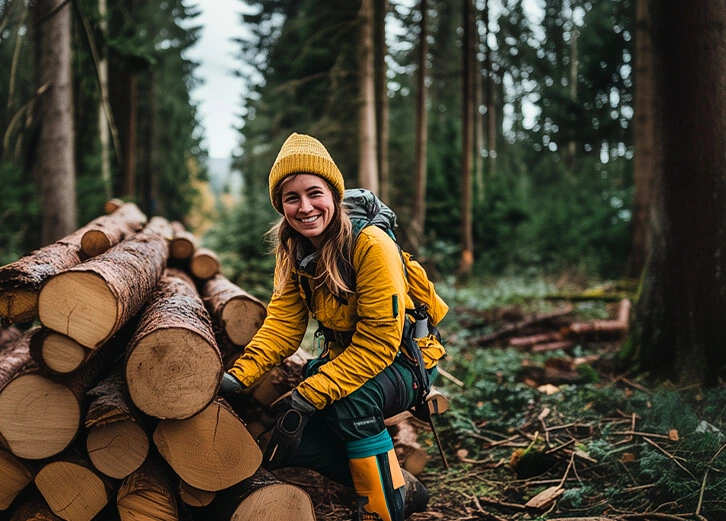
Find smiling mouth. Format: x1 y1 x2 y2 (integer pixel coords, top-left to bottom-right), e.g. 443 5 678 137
300 216 319 223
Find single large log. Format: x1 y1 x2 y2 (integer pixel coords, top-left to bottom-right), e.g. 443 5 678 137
210 467 316 521
85 372 148 479
80 202 147 257
153 399 262 492
0 325 125 460
202 274 266 347
125 268 222 420
29 329 90 375
189 248 220 280
9 496 62 521
0 448 34 510
38 217 171 348
169 221 198 261
117 459 179 521
35 454 111 521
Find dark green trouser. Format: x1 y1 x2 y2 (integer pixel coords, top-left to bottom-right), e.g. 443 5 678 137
283 355 437 487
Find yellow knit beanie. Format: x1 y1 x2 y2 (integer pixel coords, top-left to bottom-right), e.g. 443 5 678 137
268 133 345 213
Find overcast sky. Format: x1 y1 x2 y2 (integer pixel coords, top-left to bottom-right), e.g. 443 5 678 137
186 0 246 160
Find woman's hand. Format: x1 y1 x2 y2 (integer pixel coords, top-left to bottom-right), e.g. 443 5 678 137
218 372 245 397
263 389 316 469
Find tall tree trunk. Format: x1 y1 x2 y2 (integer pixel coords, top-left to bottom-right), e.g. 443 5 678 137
33 0 77 245
566 27 578 170
98 0 112 200
120 0 137 198
357 0 379 193
629 0 655 277
484 0 496 179
411 0 428 254
374 0 389 203
458 0 475 279
627 1 726 386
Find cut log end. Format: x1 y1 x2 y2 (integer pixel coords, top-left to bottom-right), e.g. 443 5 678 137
87 420 149 479
126 328 222 420
179 479 216 507
222 298 267 346
0 449 33 510
38 271 117 349
35 462 107 521
0 290 39 323
154 400 262 491
0 374 79 459
41 333 88 374
230 483 316 521
190 249 220 280
170 238 195 260
80 230 113 258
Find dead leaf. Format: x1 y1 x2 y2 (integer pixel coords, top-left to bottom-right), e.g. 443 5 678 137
624 387 633 398
668 429 679 441
621 452 636 463
525 486 564 510
538 384 560 395
456 449 469 461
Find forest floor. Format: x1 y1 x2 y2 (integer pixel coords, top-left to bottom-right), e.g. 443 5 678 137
285 275 726 521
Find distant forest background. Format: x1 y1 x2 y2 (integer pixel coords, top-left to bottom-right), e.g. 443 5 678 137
0 0 634 281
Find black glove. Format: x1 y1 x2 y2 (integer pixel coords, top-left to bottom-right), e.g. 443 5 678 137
218 372 244 397
262 389 316 470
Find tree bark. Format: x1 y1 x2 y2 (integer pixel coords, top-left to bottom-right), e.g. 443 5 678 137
117 458 179 521
374 0 389 202
411 0 429 254
80 202 147 257
627 1 726 385
209 467 316 521
33 0 77 245
629 0 655 277
357 0 379 193
0 448 34 511
0 325 21 349
85 372 148 479
153 399 262 492
458 0 475 279
37 217 171 348
8 496 62 521
189 247 221 280
201 274 266 347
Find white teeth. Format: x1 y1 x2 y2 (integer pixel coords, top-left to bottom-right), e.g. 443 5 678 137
301 216 319 223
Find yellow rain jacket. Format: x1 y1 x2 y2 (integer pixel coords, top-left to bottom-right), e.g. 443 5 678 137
228 226 448 410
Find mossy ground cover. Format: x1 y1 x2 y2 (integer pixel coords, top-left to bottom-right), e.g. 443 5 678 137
304 276 726 520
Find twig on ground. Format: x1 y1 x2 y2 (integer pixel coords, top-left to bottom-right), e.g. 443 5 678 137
642 437 696 480
695 440 726 518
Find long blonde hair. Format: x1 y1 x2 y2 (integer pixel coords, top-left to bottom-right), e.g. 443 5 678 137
269 176 354 299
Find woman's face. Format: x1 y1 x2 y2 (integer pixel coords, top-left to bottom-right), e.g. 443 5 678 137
280 174 336 247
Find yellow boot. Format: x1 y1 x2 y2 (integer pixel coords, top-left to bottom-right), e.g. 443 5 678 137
347 431 405 521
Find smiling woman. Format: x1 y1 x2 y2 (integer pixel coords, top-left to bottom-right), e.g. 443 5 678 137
215 132 448 521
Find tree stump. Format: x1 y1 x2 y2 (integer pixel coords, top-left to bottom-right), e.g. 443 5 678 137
117 459 179 521
210 467 316 521
189 248 220 280
38 217 171 348
0 448 34 511
80 202 147 257
202 274 267 347
125 268 222 420
153 399 262 492
85 372 148 479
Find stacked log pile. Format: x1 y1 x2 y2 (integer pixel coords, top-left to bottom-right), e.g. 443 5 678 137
0 204 317 520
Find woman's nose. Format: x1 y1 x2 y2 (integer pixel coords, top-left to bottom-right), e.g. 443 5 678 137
299 197 313 212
